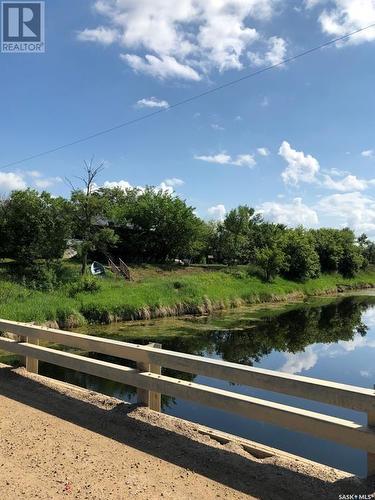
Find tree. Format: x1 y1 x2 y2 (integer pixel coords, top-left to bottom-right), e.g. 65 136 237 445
255 246 285 282
310 228 343 273
338 245 364 277
281 228 321 281
216 205 263 264
106 187 204 262
70 159 118 274
1 189 71 264
336 228 364 277
0 197 8 259
358 233 375 266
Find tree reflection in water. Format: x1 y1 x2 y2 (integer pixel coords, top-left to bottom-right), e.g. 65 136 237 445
4 296 373 410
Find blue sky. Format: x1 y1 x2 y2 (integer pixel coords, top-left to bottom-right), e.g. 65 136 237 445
1 0 375 234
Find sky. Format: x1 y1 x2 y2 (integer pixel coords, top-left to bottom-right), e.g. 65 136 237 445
1 0 375 235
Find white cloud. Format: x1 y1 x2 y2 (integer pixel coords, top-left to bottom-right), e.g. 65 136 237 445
257 147 270 156
77 26 119 45
279 142 375 192
34 177 62 189
157 182 174 194
136 97 169 109
78 0 282 80
0 172 27 192
211 123 225 131
279 329 375 375
103 177 184 195
157 178 184 193
103 180 133 191
279 141 320 186
208 204 227 221
281 347 318 375
307 0 375 45
27 170 42 178
195 152 256 168
362 149 374 158
248 36 287 67
323 174 373 192
121 54 201 81
163 178 184 187
317 191 375 235
259 197 319 226
323 167 349 177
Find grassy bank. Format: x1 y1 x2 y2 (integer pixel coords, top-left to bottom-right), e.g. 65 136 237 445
1 263 375 328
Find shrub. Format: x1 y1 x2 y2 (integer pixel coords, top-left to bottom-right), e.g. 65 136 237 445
281 228 320 281
67 276 102 297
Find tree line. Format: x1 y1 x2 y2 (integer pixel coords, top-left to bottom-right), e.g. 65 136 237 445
1 163 374 284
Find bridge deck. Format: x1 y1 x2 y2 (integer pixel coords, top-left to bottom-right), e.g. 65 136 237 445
0 364 373 499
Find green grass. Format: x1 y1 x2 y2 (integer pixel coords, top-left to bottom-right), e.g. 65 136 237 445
1 263 375 326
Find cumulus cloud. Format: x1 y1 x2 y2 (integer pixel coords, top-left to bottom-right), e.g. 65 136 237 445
0 172 27 192
136 97 169 109
211 123 225 131
259 197 319 226
317 191 375 235
307 0 375 45
257 147 270 156
121 53 201 81
27 170 42 178
323 174 374 192
279 141 320 186
163 178 184 187
78 0 282 80
279 141 375 191
248 36 287 67
194 152 256 168
157 178 184 193
281 347 318 375
77 26 119 45
208 204 227 221
362 149 374 158
0 171 63 192
103 180 133 191
34 177 63 189
102 177 184 195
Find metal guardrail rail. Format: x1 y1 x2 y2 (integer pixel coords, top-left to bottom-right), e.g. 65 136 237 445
0 318 374 477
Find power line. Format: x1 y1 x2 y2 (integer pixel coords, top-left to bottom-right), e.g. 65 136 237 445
2 22 375 171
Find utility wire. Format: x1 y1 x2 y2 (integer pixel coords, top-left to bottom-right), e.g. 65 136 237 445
2 22 375 170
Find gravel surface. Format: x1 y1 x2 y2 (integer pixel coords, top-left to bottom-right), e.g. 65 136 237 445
0 364 374 499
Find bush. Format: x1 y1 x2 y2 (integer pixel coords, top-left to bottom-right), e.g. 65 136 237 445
338 246 364 278
18 263 60 292
281 229 320 281
255 246 285 282
67 276 102 297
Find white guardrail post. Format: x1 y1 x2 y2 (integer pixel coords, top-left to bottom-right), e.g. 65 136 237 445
136 342 162 412
25 336 39 374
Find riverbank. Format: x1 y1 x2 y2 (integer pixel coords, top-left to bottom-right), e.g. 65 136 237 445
1 363 373 499
1 264 375 328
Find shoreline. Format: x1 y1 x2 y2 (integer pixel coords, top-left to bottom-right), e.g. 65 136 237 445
48 281 375 330
2 266 375 330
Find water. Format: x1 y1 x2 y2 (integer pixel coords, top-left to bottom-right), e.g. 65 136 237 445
2 295 375 475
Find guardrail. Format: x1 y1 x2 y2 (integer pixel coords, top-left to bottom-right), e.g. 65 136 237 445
0 318 374 478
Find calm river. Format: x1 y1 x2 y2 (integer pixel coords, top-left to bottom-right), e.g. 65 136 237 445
2 294 375 476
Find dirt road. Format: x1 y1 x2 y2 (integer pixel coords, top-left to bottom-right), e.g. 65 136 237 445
0 364 374 499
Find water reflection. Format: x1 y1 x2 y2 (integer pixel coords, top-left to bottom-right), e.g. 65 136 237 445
1 295 375 474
